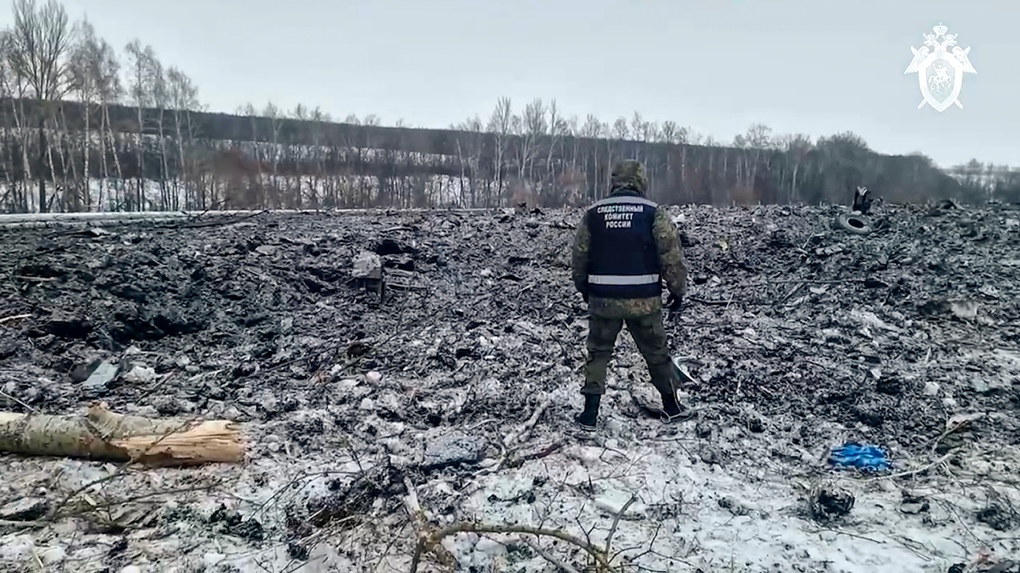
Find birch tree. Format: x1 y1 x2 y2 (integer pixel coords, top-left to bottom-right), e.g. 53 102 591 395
123 40 163 209
515 98 545 182
6 0 76 211
147 54 170 209
453 116 482 206
260 101 282 207
166 66 198 209
123 39 147 208
486 97 512 205
69 18 120 208
543 99 567 185
0 31 30 210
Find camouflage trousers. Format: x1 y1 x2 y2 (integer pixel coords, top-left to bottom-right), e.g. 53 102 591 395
581 313 676 397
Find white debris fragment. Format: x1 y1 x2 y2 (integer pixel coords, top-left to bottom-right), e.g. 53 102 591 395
121 364 157 383
595 490 647 518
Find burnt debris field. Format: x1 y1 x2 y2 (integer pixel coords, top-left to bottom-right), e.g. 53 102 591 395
1 203 1019 572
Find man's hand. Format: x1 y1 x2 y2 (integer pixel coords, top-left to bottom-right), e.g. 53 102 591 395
666 293 683 313
574 280 589 304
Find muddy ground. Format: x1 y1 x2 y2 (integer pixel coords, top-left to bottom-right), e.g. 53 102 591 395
1 203 1019 572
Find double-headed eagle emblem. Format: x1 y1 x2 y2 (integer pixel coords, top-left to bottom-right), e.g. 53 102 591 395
904 24 976 112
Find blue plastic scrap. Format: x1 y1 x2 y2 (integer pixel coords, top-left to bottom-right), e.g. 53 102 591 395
828 442 891 473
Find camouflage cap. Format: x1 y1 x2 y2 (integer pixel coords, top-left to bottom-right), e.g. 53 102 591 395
610 159 647 194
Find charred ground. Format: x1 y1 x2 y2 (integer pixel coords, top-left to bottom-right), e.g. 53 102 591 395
2 204 1018 449
0 203 1019 571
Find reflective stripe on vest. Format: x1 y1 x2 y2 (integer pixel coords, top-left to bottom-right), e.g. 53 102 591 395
588 274 660 285
591 195 657 208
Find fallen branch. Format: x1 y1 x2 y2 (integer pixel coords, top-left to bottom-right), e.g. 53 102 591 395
687 296 732 306
604 494 637 557
473 400 555 476
387 282 427 290
404 477 455 570
0 402 245 466
518 535 582 573
0 313 31 324
503 398 549 448
0 519 48 530
0 388 34 412
410 521 613 573
506 441 564 469
405 475 616 572
769 279 866 284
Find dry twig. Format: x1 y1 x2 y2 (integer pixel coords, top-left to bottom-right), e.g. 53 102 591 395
0 313 31 323
404 475 649 572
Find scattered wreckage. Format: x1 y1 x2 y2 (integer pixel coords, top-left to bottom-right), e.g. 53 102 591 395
832 186 875 234
0 200 1017 571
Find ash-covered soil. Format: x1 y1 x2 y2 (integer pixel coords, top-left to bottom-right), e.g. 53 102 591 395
1 203 1019 573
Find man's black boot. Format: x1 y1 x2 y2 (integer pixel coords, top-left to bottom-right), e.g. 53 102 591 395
575 394 600 431
660 389 690 423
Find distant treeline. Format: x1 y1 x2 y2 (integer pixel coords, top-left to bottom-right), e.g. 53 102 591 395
1 0 1015 212
2 96 1016 213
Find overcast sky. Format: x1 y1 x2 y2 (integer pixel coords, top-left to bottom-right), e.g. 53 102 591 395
5 0 1016 168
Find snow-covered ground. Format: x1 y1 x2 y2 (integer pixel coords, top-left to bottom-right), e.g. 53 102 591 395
1 204 1018 572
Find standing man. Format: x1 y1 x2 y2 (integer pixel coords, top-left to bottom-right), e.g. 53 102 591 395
852 185 873 215
570 159 690 431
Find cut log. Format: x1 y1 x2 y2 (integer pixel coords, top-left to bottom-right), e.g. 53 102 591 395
0 402 245 466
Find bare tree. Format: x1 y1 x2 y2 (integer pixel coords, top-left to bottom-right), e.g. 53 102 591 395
6 0 75 100
69 19 122 210
166 66 198 209
541 99 567 200
146 53 170 209
69 18 100 208
453 115 483 206
0 30 32 211
238 102 263 208
611 117 628 140
507 98 546 193
307 106 327 208
485 97 512 206
659 121 686 145
6 0 76 211
260 101 282 207
123 39 147 209
578 114 603 201
778 133 812 202
0 44 1014 215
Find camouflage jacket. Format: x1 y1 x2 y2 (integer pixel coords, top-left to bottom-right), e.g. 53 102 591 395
570 194 689 319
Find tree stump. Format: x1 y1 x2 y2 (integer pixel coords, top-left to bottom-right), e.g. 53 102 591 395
352 250 385 302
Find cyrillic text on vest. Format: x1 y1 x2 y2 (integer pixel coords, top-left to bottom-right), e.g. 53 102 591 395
596 203 643 228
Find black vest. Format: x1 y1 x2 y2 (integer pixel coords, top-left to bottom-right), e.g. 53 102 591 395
585 191 662 299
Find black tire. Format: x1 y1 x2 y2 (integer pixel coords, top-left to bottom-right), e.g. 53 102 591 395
833 212 873 234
